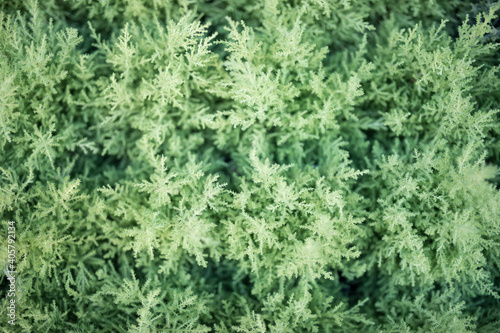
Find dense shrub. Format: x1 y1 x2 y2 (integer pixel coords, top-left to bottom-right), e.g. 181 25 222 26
1 0 499 331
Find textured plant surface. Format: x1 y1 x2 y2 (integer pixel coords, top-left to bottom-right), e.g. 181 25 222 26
1 0 500 332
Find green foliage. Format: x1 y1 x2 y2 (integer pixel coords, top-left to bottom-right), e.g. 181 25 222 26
1 0 500 331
